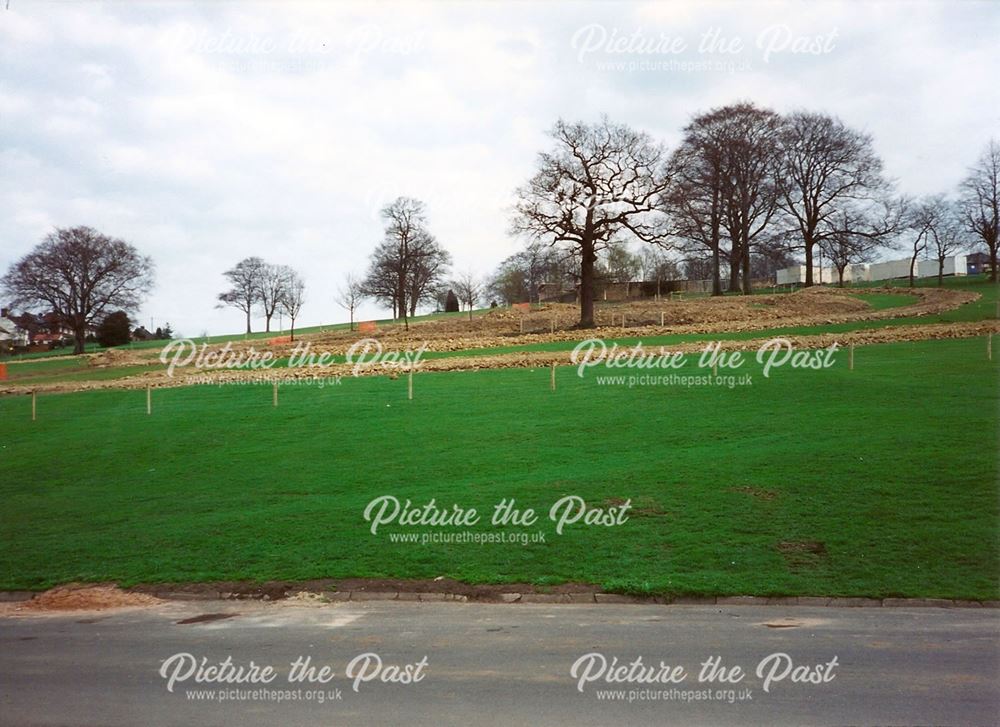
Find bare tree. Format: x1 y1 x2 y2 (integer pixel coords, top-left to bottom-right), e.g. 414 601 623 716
777 112 894 286
278 269 305 341
959 139 1000 282
923 198 970 285
2 226 154 354
450 271 482 321
512 118 670 327
336 273 364 331
406 238 452 317
660 109 732 296
361 240 401 319
718 103 784 294
602 243 642 284
257 262 291 333
217 256 264 334
487 242 571 305
906 196 953 286
362 197 449 329
639 246 679 297
821 212 881 287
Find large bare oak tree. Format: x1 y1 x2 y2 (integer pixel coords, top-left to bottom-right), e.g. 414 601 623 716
512 118 669 327
1 226 154 354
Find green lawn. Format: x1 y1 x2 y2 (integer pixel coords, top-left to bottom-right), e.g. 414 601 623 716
848 293 913 310
1 335 996 599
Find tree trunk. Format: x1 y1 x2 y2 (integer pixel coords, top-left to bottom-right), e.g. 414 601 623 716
579 238 597 327
908 253 918 287
290 318 296 342
938 258 945 286
73 327 86 355
837 268 845 287
728 246 741 293
350 309 354 332
990 244 998 283
245 310 251 334
711 245 722 296
265 315 272 332
804 239 814 287
741 237 752 295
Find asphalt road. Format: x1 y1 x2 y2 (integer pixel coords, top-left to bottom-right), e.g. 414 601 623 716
1 600 997 726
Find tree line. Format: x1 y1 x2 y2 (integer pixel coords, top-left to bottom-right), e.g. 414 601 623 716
509 105 999 327
4 105 995 348
217 258 306 338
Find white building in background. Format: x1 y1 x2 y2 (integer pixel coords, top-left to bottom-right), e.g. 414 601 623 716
0 314 29 348
776 254 969 286
776 265 837 285
868 258 914 281
843 263 872 283
917 254 968 279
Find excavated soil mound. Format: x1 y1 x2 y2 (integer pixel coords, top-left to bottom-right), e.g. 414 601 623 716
1 286 985 394
1 585 162 613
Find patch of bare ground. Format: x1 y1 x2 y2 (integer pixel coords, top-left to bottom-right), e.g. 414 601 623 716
128 578 600 601
0 584 162 615
2 287 989 394
778 541 829 571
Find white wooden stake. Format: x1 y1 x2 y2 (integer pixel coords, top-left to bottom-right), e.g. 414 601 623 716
146 385 151 415
550 363 556 391
273 381 278 407
849 343 855 371
989 333 993 361
31 390 36 421
660 311 664 326
408 369 413 400
550 318 555 334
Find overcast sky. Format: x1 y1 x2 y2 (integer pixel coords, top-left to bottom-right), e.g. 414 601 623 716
2 0 998 336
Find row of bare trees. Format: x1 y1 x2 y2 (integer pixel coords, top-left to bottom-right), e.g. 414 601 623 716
217 258 306 338
511 107 999 328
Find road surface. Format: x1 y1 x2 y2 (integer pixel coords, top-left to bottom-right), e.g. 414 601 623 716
1 600 997 726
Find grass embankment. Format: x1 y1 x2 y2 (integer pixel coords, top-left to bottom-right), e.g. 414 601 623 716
3 277 995 385
1 336 996 599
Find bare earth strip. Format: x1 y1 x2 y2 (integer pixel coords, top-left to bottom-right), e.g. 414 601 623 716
2 287 993 394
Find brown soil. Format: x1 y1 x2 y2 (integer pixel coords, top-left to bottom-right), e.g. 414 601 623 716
131 578 599 601
2 286 990 396
778 541 829 571
0 584 162 614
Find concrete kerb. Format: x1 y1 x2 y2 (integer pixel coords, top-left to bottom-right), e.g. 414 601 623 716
1 591 995 608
